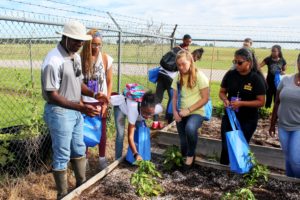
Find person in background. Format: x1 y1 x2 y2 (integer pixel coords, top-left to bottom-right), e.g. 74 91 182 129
179 34 192 50
152 48 205 130
172 50 209 169
230 38 254 70
113 92 162 160
269 54 300 178
42 21 105 199
81 29 113 170
260 45 287 108
243 38 253 48
219 48 266 165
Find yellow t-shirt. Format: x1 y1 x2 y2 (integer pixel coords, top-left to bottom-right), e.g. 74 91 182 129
171 70 209 116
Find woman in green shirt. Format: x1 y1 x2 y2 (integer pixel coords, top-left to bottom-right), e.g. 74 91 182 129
172 50 209 169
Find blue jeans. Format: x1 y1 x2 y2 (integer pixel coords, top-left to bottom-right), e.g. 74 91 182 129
176 114 204 157
278 127 300 178
44 103 85 170
114 106 126 159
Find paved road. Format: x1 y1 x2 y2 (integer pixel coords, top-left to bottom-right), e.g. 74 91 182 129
0 60 227 81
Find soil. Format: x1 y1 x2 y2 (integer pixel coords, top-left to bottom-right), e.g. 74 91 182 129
165 116 281 148
0 134 126 200
79 153 300 200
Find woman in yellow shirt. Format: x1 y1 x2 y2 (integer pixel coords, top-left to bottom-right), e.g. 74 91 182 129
172 50 209 169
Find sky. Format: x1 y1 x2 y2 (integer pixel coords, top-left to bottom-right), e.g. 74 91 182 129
1 0 300 44
78 0 300 27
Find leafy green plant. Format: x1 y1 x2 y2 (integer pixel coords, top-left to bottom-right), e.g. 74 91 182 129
130 160 163 197
163 145 184 171
222 151 269 200
0 142 14 167
20 80 45 136
258 107 272 119
213 102 225 118
243 151 269 187
222 188 255 200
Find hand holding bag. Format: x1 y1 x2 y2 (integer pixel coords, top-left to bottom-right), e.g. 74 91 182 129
126 120 151 164
225 108 252 174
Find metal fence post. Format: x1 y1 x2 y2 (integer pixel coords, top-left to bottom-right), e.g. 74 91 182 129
107 12 123 93
117 31 122 93
29 39 34 88
170 24 178 49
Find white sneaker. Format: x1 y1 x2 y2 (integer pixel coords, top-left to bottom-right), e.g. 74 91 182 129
98 157 108 170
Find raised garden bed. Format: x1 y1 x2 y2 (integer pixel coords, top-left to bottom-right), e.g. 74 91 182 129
164 116 280 148
79 153 300 200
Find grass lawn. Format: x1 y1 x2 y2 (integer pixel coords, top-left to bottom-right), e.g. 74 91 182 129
0 43 298 73
0 67 222 129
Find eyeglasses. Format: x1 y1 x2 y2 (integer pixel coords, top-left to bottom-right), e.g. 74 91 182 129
232 60 246 66
142 112 154 118
91 43 102 48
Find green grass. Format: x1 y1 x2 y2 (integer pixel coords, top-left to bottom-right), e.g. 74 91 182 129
0 67 222 129
0 43 298 74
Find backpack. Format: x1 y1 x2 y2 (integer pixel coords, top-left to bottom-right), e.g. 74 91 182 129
123 83 145 103
160 46 182 72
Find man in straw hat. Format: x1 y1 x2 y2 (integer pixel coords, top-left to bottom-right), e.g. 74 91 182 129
41 20 106 199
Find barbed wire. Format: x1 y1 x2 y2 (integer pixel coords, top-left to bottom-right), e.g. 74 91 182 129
45 0 175 26
4 0 175 35
0 6 107 28
6 0 112 20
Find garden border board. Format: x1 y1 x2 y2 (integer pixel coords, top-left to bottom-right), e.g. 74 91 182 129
151 146 300 183
61 156 125 200
154 127 285 170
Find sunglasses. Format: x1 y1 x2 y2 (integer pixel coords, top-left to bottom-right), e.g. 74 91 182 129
232 60 246 66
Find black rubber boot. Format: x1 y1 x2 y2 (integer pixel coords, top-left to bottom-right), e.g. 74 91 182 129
70 157 86 187
52 169 68 200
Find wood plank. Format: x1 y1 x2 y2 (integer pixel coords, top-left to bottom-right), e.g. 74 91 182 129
154 131 285 170
61 156 125 200
151 147 300 183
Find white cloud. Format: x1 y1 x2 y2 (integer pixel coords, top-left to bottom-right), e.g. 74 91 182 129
2 0 300 41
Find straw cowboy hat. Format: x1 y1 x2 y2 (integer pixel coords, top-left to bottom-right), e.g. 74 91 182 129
56 20 92 41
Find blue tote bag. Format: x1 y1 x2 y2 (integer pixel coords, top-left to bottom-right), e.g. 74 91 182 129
204 98 212 121
274 70 282 88
148 66 160 83
226 108 252 174
83 115 102 147
126 120 151 164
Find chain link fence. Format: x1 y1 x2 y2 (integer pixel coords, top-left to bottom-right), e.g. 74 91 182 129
0 13 174 179
1 5 300 182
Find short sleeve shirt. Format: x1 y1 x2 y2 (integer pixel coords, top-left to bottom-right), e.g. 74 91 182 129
171 70 209 116
119 99 163 125
263 56 286 76
277 75 300 131
41 44 83 103
221 70 266 120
